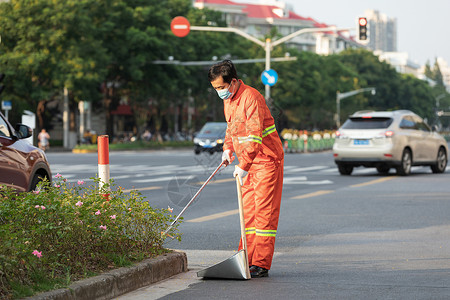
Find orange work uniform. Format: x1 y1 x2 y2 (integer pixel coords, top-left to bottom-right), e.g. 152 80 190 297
223 80 284 270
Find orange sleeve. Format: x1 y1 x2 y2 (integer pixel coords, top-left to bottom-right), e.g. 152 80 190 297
223 123 234 153
237 91 264 171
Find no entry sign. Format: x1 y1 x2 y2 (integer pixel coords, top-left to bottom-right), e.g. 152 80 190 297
171 16 190 37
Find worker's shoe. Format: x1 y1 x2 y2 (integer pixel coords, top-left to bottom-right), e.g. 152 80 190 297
250 265 269 278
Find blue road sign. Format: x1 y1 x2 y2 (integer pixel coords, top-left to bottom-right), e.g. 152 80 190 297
261 69 278 86
1 100 12 110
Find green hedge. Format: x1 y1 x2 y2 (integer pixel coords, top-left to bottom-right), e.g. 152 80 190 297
0 176 180 299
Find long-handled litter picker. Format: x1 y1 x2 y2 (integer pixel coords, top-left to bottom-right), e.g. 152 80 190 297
161 160 227 238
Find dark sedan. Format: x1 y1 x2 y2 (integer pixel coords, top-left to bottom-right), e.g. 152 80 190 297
193 122 227 155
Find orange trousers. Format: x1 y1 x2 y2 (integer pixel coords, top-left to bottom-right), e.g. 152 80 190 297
238 159 283 270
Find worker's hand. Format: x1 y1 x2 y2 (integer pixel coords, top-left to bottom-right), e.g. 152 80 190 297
233 165 248 186
221 149 235 166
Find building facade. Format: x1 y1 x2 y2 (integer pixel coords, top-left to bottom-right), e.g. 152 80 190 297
193 0 362 56
364 9 397 52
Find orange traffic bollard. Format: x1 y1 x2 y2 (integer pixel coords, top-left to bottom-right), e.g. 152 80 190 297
98 135 110 193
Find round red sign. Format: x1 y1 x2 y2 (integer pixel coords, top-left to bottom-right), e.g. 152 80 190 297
171 16 190 38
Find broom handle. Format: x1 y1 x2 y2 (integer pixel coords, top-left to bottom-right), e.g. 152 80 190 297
162 161 225 237
236 176 251 279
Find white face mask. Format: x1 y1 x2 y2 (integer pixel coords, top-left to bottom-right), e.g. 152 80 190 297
216 79 236 100
217 87 232 100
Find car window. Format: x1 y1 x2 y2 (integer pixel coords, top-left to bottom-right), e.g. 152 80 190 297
199 123 227 135
415 121 431 132
341 117 393 129
0 116 11 137
399 116 416 130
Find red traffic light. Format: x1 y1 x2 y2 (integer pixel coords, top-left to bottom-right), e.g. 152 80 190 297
359 17 367 27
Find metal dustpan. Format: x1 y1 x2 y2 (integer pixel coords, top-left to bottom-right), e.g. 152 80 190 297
197 176 251 280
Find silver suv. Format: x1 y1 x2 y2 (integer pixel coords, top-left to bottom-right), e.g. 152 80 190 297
333 110 448 176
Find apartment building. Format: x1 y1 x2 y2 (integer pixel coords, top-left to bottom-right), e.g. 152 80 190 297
193 0 362 55
364 9 397 52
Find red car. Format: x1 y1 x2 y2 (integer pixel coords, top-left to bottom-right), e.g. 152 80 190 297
0 111 51 191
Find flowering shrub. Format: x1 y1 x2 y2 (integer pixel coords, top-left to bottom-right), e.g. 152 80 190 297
0 175 180 299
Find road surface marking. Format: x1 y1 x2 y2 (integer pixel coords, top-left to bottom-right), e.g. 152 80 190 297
122 186 162 193
350 176 397 188
290 190 334 200
196 178 235 185
187 209 239 223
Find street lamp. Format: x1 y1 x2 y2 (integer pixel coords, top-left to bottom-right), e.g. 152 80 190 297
336 87 376 128
188 25 351 103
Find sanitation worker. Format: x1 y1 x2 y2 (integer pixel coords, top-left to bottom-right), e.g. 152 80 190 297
208 60 284 278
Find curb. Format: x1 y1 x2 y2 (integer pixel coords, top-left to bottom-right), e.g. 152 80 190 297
27 251 187 300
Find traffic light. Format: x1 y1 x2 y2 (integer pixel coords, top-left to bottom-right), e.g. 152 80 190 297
358 17 368 41
0 73 5 95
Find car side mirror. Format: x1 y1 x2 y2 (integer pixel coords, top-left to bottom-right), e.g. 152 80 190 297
15 124 32 139
431 125 438 132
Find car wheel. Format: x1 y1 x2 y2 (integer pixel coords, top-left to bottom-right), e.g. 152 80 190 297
29 174 44 191
376 165 390 174
397 149 412 176
431 147 447 173
338 164 353 175
194 149 200 155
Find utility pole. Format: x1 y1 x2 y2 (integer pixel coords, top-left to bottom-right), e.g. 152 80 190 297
63 87 69 148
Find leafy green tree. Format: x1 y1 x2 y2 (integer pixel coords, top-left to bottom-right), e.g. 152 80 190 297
0 0 109 129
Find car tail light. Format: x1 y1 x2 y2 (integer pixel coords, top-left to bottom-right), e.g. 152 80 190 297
333 153 338 157
384 154 393 157
385 130 394 137
335 130 341 137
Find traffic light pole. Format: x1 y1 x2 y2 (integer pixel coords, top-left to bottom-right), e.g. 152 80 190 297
336 87 376 128
190 25 351 102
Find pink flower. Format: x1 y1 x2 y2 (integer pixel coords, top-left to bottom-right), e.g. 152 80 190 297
55 173 62 178
77 180 85 185
33 190 40 195
41 206 46 210
75 201 83 207
32 250 42 258
54 184 60 188
95 210 101 215
35 205 40 208
99 225 107 230
110 215 116 220
167 206 173 213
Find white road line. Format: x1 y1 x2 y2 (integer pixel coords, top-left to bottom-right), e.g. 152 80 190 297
285 166 329 173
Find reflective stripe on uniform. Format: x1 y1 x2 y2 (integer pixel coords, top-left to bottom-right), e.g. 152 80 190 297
245 227 256 235
238 135 262 144
256 229 277 237
237 125 275 144
262 124 276 137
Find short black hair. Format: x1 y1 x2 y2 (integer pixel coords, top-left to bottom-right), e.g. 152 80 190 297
208 60 238 84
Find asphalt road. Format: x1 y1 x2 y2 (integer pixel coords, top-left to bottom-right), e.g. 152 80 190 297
46 149 450 299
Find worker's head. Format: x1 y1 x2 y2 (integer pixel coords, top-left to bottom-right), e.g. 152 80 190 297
208 60 238 100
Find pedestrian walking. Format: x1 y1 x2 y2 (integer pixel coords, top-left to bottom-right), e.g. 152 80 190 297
208 60 284 278
38 128 50 151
